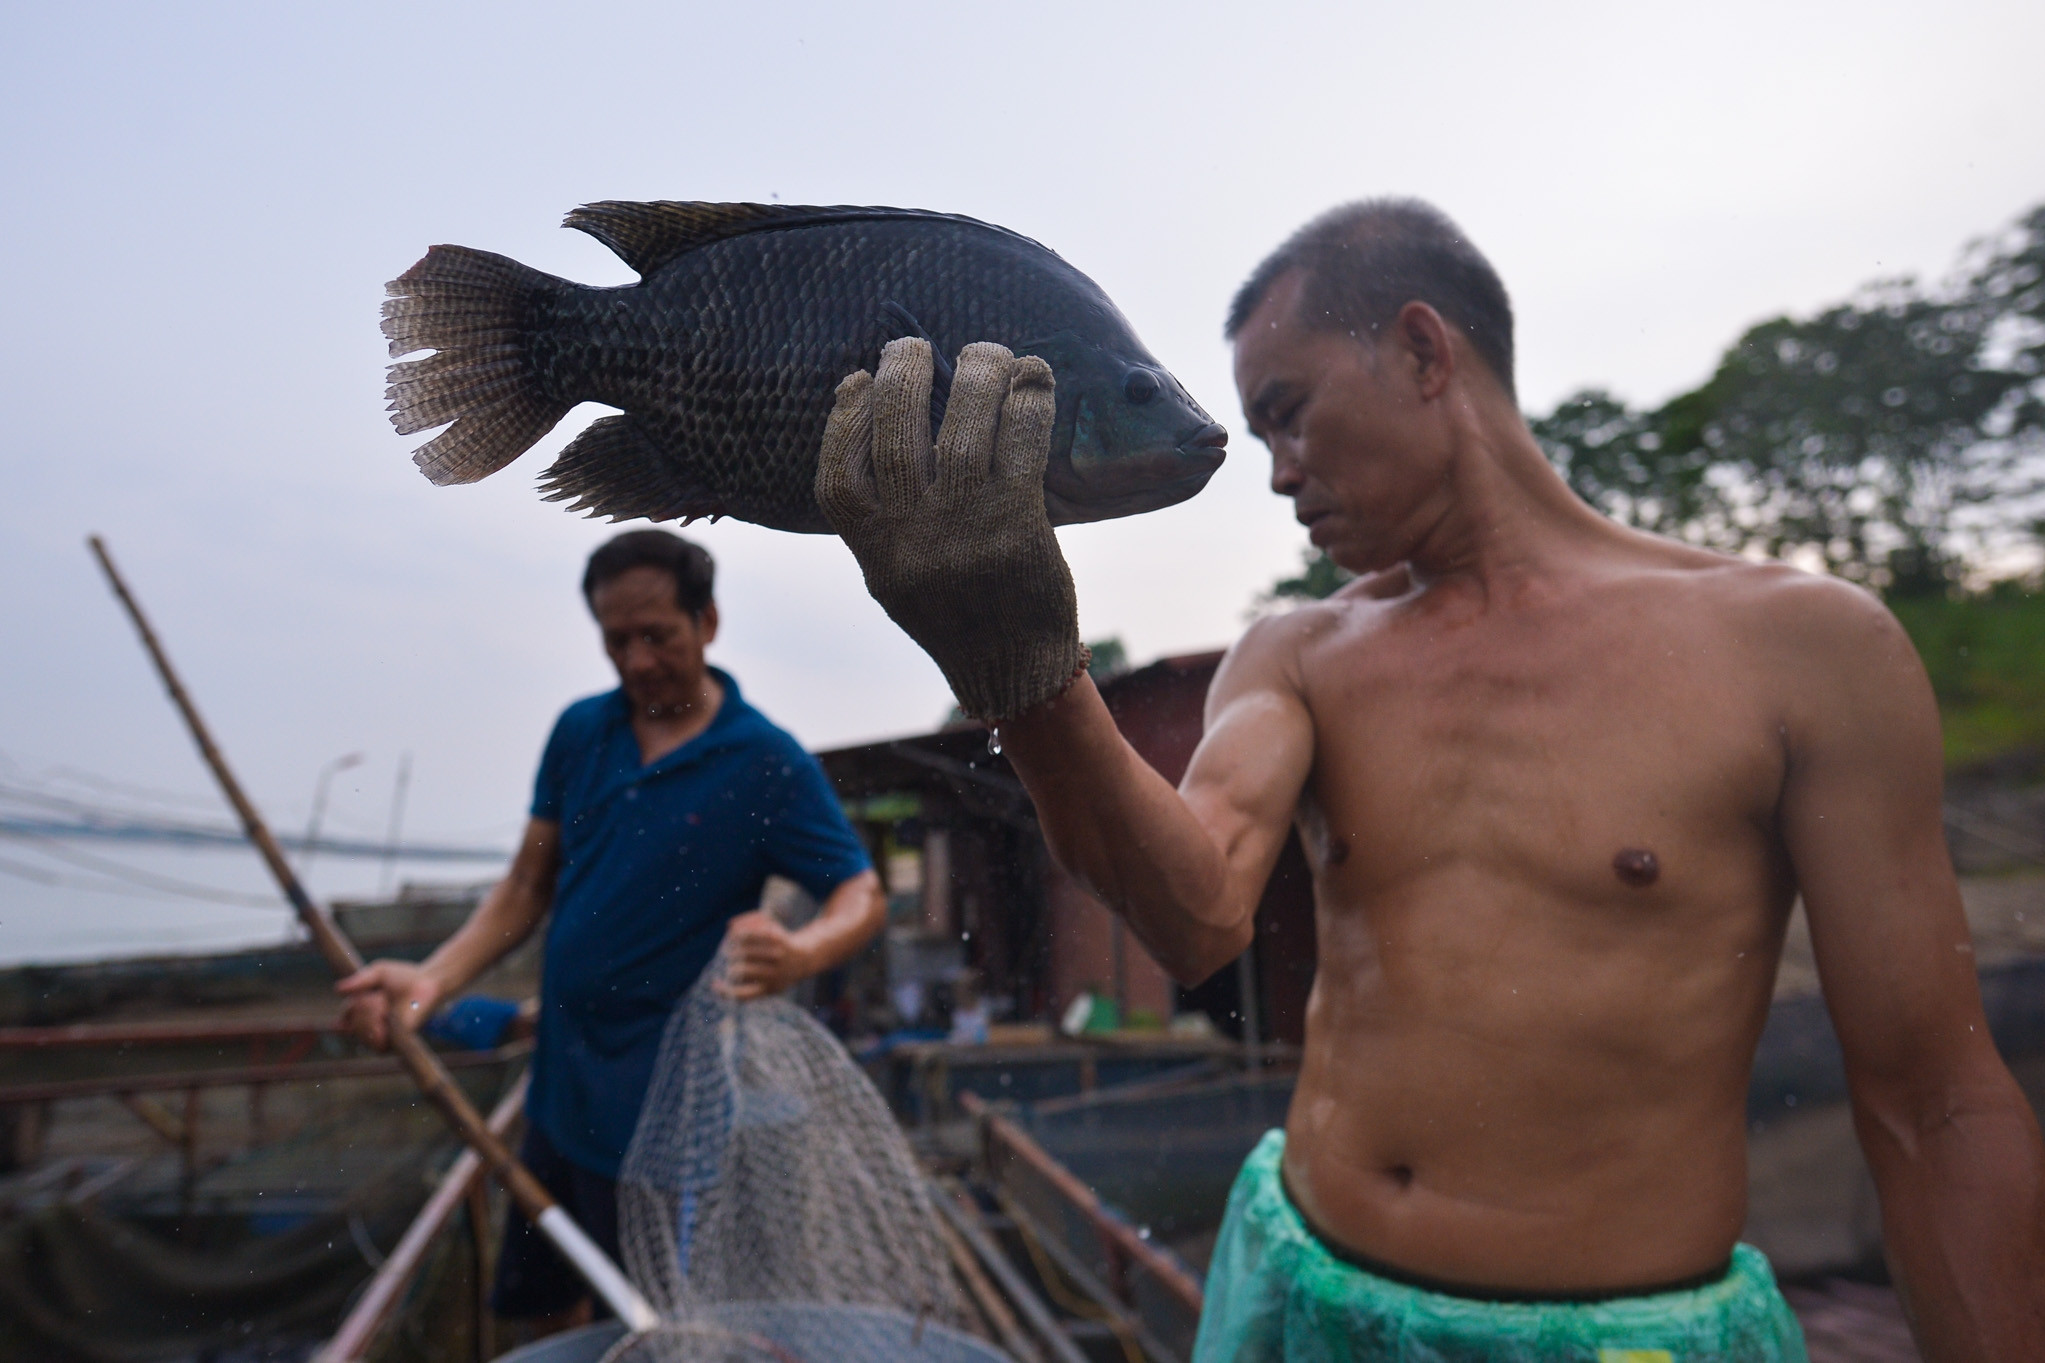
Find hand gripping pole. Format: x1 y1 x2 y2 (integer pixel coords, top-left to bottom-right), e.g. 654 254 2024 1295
87 536 658 1332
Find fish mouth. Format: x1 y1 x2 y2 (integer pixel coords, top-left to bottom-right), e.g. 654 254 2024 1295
1044 424 1226 525
1180 421 1228 458
1170 420 1228 482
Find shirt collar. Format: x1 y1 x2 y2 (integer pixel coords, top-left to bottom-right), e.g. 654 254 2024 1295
606 667 752 778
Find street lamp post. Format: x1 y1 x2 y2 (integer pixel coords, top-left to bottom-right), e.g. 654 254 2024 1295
300 752 365 881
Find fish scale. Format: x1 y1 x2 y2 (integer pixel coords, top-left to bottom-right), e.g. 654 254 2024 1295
384 201 1225 533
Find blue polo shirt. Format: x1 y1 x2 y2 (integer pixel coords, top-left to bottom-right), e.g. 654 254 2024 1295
524 669 871 1177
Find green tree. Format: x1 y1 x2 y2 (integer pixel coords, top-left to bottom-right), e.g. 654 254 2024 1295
1658 267 2042 592
1086 636 1130 681
1256 545 1354 606
1539 204 2045 593
1530 389 1719 538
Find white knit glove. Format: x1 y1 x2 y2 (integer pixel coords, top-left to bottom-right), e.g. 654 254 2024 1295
816 338 1087 722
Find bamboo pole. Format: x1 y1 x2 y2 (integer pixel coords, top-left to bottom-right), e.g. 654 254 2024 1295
86 536 657 1331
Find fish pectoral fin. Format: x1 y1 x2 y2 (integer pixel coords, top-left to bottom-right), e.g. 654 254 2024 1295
879 300 953 433
539 415 720 525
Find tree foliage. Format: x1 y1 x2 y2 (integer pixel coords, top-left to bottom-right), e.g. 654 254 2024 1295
1534 203 2045 594
1259 547 1354 606
1085 636 1130 681
1889 584 2045 765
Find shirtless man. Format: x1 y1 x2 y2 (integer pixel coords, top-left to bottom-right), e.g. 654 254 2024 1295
817 201 2044 1360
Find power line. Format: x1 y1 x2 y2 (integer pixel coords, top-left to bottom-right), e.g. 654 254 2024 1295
0 852 63 886
0 817 506 862
0 839 281 907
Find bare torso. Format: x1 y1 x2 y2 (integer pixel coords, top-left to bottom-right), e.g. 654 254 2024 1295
1257 539 1801 1292
992 269 2043 1348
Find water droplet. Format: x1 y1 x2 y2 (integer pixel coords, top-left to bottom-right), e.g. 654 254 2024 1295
987 728 1003 756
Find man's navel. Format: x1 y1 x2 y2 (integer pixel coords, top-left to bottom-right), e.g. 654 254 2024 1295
1612 847 1661 887
1326 834 1350 866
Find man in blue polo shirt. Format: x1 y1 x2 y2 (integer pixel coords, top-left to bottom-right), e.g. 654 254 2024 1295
339 529 882 1331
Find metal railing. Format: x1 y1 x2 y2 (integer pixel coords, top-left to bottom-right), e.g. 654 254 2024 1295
316 1072 528 1363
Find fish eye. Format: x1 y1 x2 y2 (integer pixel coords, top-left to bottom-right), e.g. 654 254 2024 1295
1124 370 1159 405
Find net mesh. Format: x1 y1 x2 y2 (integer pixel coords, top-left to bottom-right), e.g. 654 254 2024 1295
604 957 998 1363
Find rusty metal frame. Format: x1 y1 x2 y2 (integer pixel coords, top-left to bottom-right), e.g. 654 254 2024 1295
932 1178 1090 1363
0 1040 531 1106
995 1186 1169 1363
0 1019 345 1051
960 1091 1205 1319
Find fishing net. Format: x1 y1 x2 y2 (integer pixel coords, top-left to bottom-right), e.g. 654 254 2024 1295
602 956 1001 1363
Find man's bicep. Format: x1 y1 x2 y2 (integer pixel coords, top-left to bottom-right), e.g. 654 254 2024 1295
1180 636 1315 902
529 712 575 822
504 818 562 895
762 752 874 901
1782 592 1985 1095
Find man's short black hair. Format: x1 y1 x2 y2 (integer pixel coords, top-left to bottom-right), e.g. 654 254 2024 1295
581 529 715 617
1226 198 1516 399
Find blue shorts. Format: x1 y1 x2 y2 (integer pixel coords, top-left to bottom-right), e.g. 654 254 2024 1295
488 1124 621 1320
1194 1131 1809 1363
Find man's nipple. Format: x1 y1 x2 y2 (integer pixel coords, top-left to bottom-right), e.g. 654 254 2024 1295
1612 847 1661 887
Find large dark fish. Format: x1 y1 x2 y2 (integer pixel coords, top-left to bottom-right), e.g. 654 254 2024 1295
382 201 1227 533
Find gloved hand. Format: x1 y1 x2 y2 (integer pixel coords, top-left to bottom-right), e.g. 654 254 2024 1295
817 338 1088 723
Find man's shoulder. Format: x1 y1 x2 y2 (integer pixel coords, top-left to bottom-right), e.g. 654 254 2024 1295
1601 548 1914 690
1630 552 1897 645
1216 568 1412 693
1725 564 1920 697
1231 566 1416 662
546 689 623 747
711 690 817 769
558 688 621 721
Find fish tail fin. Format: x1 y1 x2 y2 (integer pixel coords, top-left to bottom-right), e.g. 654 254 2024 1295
382 246 575 485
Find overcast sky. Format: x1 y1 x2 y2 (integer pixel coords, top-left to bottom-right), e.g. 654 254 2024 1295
3 1 2041 962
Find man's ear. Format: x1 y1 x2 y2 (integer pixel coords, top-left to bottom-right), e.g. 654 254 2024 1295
1394 301 1456 401
698 600 720 645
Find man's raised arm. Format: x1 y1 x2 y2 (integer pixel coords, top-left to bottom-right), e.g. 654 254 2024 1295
1776 577 2045 1361
1002 634 1315 984
818 337 1312 986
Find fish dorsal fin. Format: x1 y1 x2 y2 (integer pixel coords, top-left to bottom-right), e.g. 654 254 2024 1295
563 200 1044 277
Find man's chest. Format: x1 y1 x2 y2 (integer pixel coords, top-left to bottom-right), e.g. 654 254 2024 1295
557 740 769 864
1294 602 1788 901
